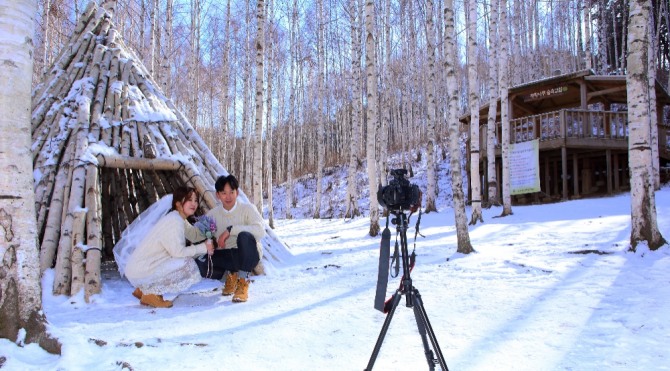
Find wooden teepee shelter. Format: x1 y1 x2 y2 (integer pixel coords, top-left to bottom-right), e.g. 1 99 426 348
31 1 290 301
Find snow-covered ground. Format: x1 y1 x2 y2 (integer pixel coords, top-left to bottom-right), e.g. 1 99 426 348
2 158 670 370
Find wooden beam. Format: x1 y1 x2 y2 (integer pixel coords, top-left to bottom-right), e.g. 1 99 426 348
95 153 183 171
586 86 627 100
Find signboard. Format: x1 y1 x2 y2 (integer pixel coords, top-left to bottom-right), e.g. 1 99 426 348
523 85 568 102
510 139 540 195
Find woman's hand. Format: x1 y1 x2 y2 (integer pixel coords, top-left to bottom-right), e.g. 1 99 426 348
205 239 214 255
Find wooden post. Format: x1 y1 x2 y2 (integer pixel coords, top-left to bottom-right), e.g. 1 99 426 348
69 209 87 296
572 154 579 198
614 152 621 191
544 156 550 197
84 164 102 301
606 149 612 194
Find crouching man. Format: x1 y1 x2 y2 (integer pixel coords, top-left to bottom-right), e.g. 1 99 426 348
186 174 265 302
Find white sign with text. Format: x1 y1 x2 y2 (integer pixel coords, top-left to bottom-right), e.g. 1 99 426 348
510 139 540 195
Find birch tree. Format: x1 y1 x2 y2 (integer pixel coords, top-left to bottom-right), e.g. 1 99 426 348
626 0 666 251
486 0 500 207
424 0 439 213
364 0 380 236
466 0 483 224
189 0 201 128
285 0 299 220
499 0 513 217
345 0 362 219
314 0 325 219
0 0 60 353
584 1 593 70
444 0 475 254
253 0 265 213
266 0 276 228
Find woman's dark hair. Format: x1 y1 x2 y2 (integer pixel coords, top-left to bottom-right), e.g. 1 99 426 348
172 186 199 211
215 174 239 192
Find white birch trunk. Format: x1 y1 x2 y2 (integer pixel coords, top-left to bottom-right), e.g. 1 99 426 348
444 0 474 254
345 0 362 219
648 14 660 189
162 0 174 93
266 0 275 228
584 2 593 70
486 0 500 207
364 0 380 236
626 0 666 251
466 0 483 224
499 0 513 216
424 0 439 213
253 0 265 214
0 0 60 353
314 0 325 219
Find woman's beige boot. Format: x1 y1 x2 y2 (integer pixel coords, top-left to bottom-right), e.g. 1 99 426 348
140 294 173 308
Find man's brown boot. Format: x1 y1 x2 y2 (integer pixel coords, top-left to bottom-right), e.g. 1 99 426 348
232 277 249 303
132 288 143 300
140 294 173 308
222 272 239 296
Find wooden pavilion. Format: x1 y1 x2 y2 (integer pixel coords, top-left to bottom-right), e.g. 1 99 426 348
461 69 670 204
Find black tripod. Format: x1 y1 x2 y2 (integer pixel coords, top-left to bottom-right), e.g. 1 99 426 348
366 211 448 371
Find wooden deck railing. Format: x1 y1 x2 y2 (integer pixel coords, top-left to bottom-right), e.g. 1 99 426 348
477 108 670 158
480 109 627 145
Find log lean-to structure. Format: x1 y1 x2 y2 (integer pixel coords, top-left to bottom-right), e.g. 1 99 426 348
31 1 290 301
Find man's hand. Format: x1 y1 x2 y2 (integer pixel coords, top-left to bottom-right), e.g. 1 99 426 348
217 230 231 249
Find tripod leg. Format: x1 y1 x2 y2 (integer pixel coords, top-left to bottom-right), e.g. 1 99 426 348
365 291 402 371
412 295 436 371
413 289 449 371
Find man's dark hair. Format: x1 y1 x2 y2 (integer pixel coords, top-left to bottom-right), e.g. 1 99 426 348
215 174 239 192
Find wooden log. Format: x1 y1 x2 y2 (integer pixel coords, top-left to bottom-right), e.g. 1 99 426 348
100 170 115 257
32 28 94 136
179 161 217 209
121 169 138 221
142 133 158 159
69 209 87 296
159 122 184 158
32 1 98 120
33 108 69 217
65 33 97 97
112 169 129 246
130 170 151 212
120 60 132 123
161 96 227 177
157 170 176 195
147 123 172 156
128 120 141 157
95 153 182 171
90 47 113 141
52 76 94 293
84 164 102 301
39 137 78 271
32 102 66 163
119 120 131 156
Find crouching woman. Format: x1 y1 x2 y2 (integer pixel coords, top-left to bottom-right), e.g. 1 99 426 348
124 187 214 308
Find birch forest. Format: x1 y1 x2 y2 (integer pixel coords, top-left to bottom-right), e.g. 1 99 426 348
32 0 670 222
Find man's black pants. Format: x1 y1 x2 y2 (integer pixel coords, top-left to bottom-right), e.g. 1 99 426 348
195 232 260 279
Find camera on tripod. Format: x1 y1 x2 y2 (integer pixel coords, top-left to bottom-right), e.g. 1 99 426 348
368 169 448 370
377 169 421 212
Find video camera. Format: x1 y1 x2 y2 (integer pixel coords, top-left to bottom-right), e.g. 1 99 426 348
377 169 421 212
